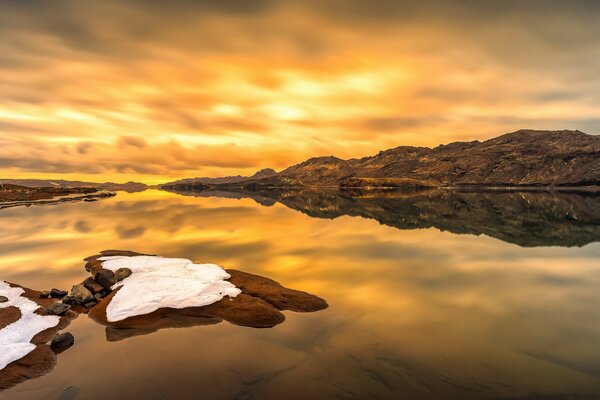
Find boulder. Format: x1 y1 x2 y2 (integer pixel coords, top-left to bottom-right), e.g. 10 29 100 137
115 268 132 282
94 270 116 290
70 284 94 305
46 302 71 316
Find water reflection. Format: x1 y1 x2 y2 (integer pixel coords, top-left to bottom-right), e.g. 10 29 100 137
167 187 600 247
2 190 600 399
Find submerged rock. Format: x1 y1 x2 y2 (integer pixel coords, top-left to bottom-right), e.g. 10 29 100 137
50 332 74 349
70 284 94 305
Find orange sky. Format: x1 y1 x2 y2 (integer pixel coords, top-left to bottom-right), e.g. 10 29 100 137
1 1 599 184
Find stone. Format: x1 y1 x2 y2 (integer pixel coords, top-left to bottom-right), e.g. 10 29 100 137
82 277 104 294
39 291 50 298
70 284 94 305
94 270 116 290
94 293 103 301
46 302 71 316
115 268 133 282
0 295 8 303
62 296 75 305
50 332 74 349
83 300 97 308
50 288 67 298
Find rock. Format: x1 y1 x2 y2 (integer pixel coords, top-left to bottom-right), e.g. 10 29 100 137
83 300 97 308
62 296 75 305
49 288 67 298
50 332 74 349
94 270 116 290
82 277 104 294
94 293 103 301
46 302 71 316
39 291 50 298
70 284 94 305
115 268 132 282
0 295 8 303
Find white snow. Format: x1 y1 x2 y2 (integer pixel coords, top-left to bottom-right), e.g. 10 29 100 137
98 255 242 322
0 281 60 370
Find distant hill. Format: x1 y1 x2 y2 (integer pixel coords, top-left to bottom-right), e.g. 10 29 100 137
163 130 600 189
0 179 148 193
162 168 276 188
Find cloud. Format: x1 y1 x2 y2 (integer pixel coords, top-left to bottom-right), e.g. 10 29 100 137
0 0 598 182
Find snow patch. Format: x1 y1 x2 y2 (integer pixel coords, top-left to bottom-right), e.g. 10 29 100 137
98 255 242 322
0 281 60 370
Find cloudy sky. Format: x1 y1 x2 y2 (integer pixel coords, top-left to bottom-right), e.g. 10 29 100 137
1 0 599 183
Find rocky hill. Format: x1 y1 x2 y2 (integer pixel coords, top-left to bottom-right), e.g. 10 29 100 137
163 168 276 188
164 130 600 189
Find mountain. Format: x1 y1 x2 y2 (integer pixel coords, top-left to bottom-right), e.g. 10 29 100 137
165 186 600 247
164 130 600 189
162 168 276 188
0 179 148 192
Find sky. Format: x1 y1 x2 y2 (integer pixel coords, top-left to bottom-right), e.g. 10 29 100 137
1 0 599 184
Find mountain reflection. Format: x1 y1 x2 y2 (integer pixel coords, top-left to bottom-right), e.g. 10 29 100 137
164 188 600 248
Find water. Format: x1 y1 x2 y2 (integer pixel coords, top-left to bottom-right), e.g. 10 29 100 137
3 189 600 399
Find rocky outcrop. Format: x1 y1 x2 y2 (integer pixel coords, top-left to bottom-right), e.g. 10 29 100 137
84 250 328 340
0 184 116 210
0 179 148 193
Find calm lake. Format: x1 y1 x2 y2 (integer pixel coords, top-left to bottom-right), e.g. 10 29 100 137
3 189 600 399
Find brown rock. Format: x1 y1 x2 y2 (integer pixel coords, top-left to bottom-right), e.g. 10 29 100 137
94 269 116 290
70 284 94 305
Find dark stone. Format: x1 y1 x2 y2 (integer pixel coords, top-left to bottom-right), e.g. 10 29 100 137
82 277 104 294
115 268 132 282
51 332 74 349
83 300 97 308
62 296 75 305
94 293 103 301
49 288 67 298
70 284 94 305
0 295 8 303
39 291 50 299
94 270 116 290
46 302 71 316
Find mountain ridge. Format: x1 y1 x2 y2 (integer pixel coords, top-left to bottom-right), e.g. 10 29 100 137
162 130 600 189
